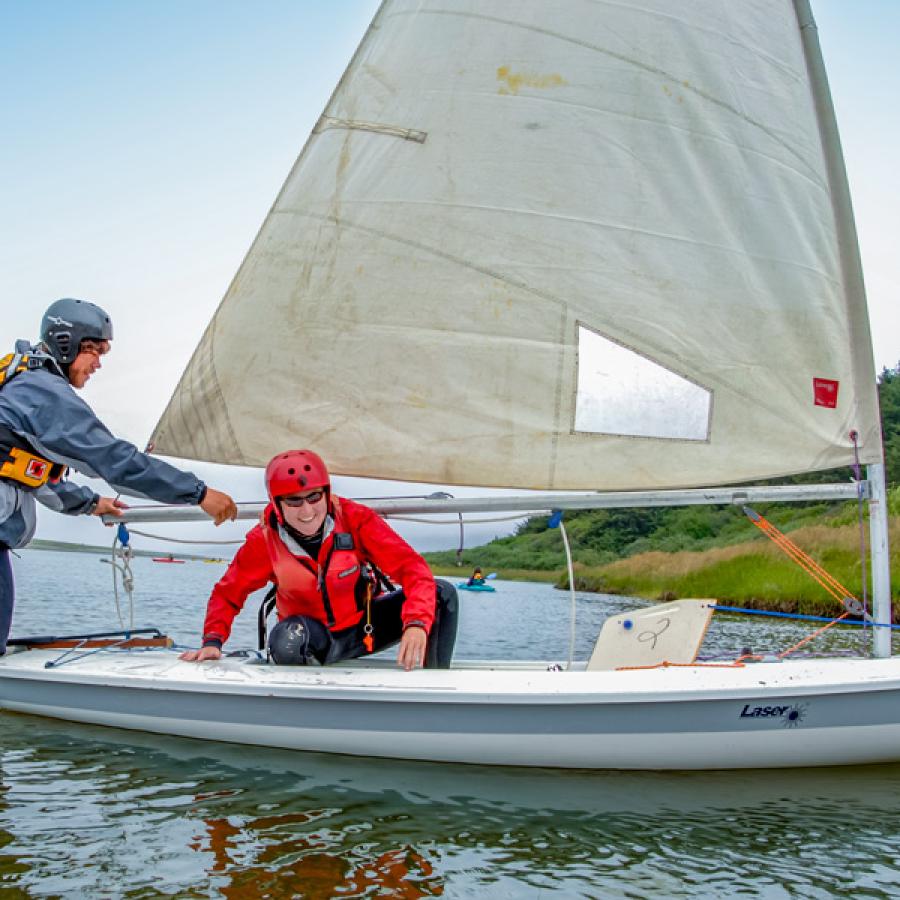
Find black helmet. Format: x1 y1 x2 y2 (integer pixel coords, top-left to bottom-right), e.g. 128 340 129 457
40 297 113 365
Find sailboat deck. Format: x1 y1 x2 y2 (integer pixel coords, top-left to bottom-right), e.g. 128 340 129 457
3 647 900 703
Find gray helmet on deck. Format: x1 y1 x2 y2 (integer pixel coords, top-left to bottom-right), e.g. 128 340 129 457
40 298 113 365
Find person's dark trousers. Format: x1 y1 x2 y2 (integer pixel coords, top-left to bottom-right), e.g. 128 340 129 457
363 578 458 666
269 579 460 667
0 546 14 656
424 579 458 667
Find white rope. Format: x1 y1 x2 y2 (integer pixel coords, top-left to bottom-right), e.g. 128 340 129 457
105 532 135 631
125 527 243 545
559 519 577 671
385 513 537 525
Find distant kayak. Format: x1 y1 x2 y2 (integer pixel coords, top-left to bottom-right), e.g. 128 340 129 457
457 582 496 592
152 557 185 564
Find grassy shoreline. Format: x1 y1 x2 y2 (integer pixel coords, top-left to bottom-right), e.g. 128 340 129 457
432 518 900 619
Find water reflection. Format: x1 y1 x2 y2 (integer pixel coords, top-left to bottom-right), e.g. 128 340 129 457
3 714 900 897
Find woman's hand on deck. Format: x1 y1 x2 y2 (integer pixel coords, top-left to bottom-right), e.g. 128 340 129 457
398 626 427 671
180 646 223 662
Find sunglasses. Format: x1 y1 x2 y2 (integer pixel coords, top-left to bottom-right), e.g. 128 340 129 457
280 490 325 507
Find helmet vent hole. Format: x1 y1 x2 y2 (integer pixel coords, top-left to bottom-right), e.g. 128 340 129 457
287 468 295 475
304 465 311 471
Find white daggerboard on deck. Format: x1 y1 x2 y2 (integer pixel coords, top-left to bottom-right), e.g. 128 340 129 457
587 600 717 671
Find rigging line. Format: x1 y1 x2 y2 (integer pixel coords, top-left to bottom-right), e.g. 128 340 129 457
751 523 851 605
124 528 243 545
755 518 855 600
385 513 535 525
44 639 173 669
760 528 854 607
750 527 853 609
108 530 135 632
616 660 749 671
558 517 577 672
748 532 848 608
715 604 900 629
778 613 851 659
456 513 464 568
744 507 860 605
743 507 863 656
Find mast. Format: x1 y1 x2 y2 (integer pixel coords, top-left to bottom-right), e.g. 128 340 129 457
868 464 892 657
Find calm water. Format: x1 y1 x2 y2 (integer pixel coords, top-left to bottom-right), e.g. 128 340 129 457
2 549 899 897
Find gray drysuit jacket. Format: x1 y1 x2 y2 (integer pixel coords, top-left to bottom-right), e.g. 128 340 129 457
0 364 205 549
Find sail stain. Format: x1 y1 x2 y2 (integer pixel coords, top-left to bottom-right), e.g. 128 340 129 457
405 390 428 409
661 84 684 104
490 296 514 319
337 138 352 179
496 66 567 95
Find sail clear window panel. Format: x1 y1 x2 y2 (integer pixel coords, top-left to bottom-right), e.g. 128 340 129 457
574 325 711 440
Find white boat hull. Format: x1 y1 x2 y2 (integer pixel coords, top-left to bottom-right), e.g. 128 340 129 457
2 650 900 769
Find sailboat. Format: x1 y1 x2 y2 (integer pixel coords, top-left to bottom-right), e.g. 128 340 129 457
1 0 896 769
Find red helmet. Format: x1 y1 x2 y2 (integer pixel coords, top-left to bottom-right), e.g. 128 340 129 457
265 450 330 516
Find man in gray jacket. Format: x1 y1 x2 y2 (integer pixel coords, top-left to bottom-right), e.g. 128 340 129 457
0 297 238 652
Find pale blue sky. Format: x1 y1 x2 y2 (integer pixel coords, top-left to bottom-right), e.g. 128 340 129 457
1 1 898 551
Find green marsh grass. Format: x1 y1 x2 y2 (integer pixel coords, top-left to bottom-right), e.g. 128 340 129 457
565 519 900 617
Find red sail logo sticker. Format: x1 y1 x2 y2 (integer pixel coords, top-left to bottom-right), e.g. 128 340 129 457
813 378 839 408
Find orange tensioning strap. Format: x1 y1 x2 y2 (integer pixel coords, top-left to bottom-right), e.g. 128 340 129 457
615 661 749 670
757 533 850 604
776 612 851 658
752 520 848 601
746 510 860 609
745 508 864 659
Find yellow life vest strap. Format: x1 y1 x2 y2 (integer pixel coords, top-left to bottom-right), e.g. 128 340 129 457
0 348 60 389
0 352 28 388
0 401 67 492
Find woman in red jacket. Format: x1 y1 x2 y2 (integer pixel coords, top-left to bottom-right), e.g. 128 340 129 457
180 449 457 670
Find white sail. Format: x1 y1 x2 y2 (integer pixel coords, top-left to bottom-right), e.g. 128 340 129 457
151 0 881 490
